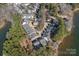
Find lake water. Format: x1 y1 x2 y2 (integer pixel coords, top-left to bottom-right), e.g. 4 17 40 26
58 11 79 56
0 22 11 55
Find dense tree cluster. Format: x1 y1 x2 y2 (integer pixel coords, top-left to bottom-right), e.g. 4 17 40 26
3 13 54 56
3 13 27 56
45 4 59 16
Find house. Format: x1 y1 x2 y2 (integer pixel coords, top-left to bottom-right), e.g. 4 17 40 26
22 21 37 40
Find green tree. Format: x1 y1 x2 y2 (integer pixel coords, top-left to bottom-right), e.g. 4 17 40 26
3 13 27 56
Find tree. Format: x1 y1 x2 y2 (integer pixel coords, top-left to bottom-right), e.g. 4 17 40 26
47 4 59 16
3 13 27 56
3 4 59 56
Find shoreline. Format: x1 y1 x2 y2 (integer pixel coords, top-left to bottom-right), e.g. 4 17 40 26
0 20 6 29
54 8 79 56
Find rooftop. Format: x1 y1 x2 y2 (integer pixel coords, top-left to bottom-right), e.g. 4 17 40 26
20 4 59 49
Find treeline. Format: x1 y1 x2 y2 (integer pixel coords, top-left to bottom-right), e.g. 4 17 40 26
45 3 59 16
3 13 27 56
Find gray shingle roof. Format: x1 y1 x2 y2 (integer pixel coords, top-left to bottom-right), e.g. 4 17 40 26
22 22 37 39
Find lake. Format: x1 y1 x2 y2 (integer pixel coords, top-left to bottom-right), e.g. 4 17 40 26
58 11 79 56
0 22 11 56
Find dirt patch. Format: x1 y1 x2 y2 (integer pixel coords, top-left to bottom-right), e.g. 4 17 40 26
19 38 33 51
0 19 6 29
